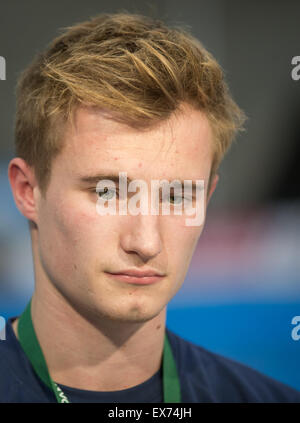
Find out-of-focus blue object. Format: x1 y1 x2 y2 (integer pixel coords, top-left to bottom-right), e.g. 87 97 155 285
166 302 300 392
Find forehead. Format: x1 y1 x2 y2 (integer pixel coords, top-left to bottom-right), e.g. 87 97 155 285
59 103 214 179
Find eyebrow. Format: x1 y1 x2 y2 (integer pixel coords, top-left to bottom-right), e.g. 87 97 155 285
79 172 203 193
79 173 134 185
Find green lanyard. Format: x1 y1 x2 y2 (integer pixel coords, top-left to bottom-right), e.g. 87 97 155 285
17 299 181 403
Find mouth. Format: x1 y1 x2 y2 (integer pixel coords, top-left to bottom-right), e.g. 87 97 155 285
105 269 165 285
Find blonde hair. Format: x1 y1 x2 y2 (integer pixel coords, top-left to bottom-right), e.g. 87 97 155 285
14 11 246 196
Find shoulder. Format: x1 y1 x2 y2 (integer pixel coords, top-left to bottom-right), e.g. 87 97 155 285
0 317 27 402
166 327 300 403
0 317 22 376
0 317 54 403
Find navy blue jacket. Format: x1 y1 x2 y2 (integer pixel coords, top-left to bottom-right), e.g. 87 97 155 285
1 316 300 403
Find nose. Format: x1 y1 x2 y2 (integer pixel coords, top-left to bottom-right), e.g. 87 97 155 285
120 214 163 262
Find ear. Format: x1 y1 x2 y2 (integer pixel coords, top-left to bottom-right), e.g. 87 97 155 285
7 157 39 224
207 173 219 206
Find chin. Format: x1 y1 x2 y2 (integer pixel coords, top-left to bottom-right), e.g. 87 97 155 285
99 302 164 324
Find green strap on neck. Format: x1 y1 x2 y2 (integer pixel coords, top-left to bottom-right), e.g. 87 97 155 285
17 298 181 403
162 330 181 403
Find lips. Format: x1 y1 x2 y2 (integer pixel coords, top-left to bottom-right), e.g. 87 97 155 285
105 268 165 285
111 268 164 277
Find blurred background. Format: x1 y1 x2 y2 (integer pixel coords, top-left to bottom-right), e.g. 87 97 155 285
0 0 299 391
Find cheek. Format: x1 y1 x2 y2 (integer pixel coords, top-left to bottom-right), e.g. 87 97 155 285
48 195 120 264
38 196 98 272
165 219 203 268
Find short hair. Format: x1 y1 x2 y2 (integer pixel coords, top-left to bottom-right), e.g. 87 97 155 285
14 11 246 197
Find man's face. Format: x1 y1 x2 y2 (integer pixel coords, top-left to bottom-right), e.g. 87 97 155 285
33 103 217 323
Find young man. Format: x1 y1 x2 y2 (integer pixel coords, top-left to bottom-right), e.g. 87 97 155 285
1 12 299 403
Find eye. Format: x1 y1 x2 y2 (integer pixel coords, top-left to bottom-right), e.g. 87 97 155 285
96 187 118 200
163 187 186 205
169 194 183 204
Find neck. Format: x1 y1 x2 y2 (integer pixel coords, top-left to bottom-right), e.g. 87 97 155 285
13 284 166 392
